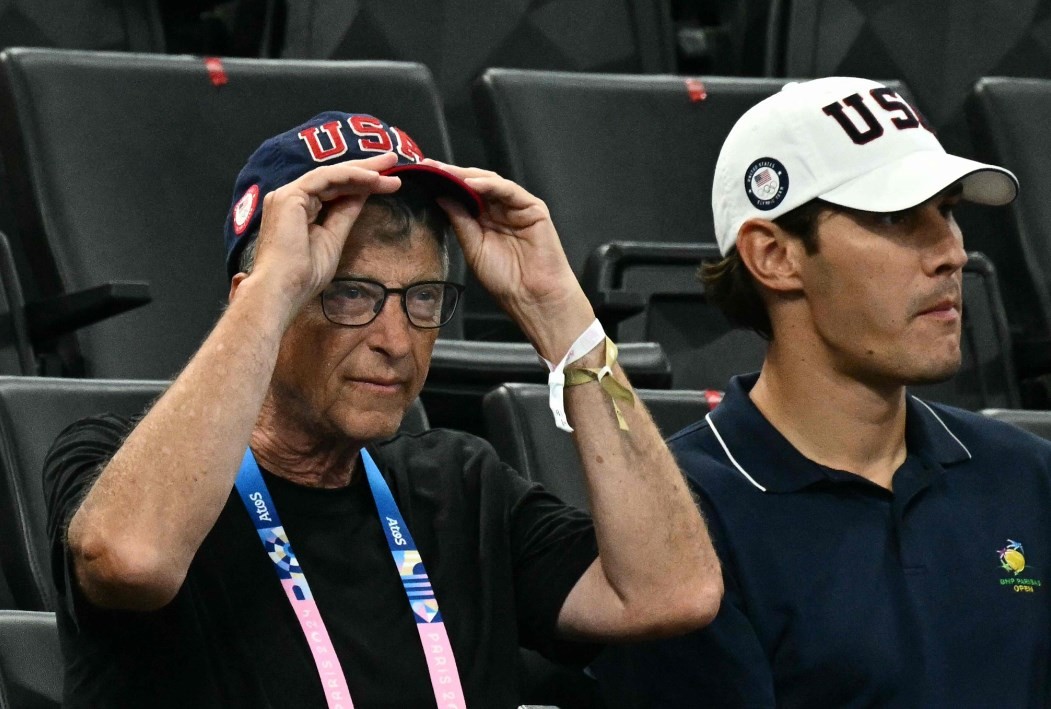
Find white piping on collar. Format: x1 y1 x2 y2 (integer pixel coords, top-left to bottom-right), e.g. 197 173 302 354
911 396 973 460
705 411 768 492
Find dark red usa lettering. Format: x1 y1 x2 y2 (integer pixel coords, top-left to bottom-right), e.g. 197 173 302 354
822 89 932 145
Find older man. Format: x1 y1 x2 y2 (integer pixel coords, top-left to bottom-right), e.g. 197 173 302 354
42 112 721 708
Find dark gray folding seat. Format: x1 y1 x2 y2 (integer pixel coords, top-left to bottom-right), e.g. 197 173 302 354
981 409 1051 442
0 377 166 611
0 610 60 709
967 77 1051 386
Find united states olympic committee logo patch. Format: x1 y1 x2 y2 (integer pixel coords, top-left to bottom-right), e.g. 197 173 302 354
744 157 789 210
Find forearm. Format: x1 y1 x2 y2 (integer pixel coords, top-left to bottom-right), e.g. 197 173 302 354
564 354 722 632
68 277 294 608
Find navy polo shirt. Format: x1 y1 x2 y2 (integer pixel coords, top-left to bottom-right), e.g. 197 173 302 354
594 372 1051 708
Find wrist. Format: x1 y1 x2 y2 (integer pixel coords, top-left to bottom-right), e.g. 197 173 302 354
512 290 597 362
230 273 302 331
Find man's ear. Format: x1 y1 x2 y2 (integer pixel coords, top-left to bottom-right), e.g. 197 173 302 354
735 219 806 294
228 272 249 303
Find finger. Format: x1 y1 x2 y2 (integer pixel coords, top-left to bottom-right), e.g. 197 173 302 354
422 158 500 181
464 175 540 211
316 194 368 242
294 157 401 199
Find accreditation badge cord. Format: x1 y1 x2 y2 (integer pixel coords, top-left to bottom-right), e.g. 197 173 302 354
235 448 468 709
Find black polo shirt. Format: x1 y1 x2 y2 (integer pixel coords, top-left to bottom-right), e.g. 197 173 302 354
595 372 1051 708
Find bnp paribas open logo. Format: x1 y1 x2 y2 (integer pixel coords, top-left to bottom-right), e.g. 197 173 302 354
998 539 1041 593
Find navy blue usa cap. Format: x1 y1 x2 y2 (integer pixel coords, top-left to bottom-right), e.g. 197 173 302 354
224 111 484 278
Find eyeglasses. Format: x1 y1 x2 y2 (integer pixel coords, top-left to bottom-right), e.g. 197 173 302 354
320 278 464 329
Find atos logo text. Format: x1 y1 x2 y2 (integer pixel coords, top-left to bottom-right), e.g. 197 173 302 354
248 491 272 523
387 516 407 546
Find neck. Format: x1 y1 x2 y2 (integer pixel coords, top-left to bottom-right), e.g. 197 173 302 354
250 394 361 488
751 336 908 490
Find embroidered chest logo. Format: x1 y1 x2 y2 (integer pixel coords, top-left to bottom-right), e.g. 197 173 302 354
998 539 1041 593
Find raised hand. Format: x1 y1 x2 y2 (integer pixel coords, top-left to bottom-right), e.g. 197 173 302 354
426 160 595 360
248 152 402 316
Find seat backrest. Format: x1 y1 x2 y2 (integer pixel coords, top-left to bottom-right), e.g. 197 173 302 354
475 72 781 271
0 377 167 610
967 77 1051 342
0 49 459 379
280 0 676 169
0 231 35 376
981 409 1051 442
0 610 60 709
483 383 711 510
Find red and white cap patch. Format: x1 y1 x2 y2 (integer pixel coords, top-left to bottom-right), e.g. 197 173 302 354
232 184 260 236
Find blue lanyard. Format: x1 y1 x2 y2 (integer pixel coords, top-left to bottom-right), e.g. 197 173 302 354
234 448 467 707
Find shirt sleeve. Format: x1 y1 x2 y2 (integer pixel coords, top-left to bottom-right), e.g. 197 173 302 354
505 467 600 665
42 413 135 625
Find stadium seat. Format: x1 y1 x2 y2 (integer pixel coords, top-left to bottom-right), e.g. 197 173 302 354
483 383 715 510
981 409 1051 442
0 610 60 709
0 377 166 611
967 77 1051 382
474 71 909 388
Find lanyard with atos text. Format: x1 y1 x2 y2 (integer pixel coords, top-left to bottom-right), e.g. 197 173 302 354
235 447 467 709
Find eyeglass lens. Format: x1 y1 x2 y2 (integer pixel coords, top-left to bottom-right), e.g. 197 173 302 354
322 280 459 328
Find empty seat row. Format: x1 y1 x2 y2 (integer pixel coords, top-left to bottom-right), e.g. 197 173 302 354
0 50 1043 416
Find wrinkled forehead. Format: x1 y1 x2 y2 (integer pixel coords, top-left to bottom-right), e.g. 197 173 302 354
334 205 446 280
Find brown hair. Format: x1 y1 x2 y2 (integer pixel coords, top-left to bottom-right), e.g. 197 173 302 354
699 199 829 339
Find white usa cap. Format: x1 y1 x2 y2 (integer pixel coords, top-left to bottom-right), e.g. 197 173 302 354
712 76 1018 255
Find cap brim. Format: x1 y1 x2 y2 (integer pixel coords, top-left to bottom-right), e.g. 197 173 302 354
818 150 1018 212
382 163 484 217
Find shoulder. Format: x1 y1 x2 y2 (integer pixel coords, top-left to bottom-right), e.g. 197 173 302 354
666 418 761 499
914 398 1051 462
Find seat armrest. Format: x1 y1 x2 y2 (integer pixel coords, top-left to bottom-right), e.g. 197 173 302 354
25 281 151 345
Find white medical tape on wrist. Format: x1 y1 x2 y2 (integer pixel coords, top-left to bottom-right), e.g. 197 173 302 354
539 318 606 433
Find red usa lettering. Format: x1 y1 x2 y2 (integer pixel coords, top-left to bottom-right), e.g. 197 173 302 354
821 89 930 145
298 116 425 163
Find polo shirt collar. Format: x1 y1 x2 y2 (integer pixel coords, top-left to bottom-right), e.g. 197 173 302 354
706 372 972 493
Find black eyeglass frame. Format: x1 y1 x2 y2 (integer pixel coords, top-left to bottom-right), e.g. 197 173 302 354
320 277 465 329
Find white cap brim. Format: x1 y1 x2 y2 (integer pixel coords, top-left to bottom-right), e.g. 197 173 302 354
819 150 1018 212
